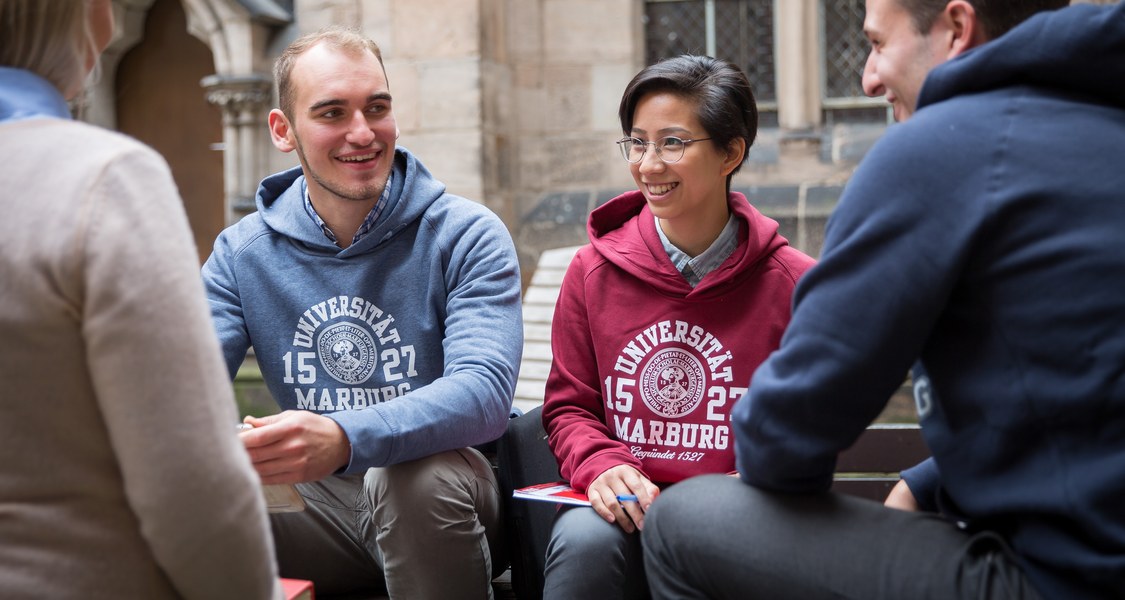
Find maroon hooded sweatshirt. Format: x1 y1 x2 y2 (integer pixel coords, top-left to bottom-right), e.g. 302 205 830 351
543 190 815 491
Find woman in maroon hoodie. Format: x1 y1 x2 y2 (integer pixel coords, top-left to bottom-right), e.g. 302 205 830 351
541 55 816 599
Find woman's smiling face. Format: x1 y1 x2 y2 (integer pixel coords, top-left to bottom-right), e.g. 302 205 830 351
628 91 735 232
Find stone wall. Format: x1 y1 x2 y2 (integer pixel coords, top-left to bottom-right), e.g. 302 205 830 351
282 0 868 277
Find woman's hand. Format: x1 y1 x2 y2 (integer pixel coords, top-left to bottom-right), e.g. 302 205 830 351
586 465 661 533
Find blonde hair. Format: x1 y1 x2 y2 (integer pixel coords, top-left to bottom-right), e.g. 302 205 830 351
0 0 97 97
274 25 385 120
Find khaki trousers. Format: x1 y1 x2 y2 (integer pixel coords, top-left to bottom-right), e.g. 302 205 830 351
270 448 502 600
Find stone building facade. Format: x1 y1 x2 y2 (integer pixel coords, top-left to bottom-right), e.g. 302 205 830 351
86 0 1113 277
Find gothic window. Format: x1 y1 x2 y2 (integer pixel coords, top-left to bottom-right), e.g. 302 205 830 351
821 0 889 124
643 0 778 125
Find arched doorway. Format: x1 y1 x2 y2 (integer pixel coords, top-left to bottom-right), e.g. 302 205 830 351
115 0 225 264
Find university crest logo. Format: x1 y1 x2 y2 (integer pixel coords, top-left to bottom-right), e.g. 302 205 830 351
317 322 378 385
640 347 706 418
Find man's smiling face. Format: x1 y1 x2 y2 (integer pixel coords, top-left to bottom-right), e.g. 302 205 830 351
861 0 950 122
272 42 397 206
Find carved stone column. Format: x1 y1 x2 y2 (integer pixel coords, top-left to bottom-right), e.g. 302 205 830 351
202 74 273 223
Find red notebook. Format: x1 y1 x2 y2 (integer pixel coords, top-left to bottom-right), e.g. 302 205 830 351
512 481 591 506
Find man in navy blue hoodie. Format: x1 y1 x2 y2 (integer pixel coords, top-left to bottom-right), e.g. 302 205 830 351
202 26 522 599
642 1 1125 598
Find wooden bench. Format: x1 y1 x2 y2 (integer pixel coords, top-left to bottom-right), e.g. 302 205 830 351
833 423 927 501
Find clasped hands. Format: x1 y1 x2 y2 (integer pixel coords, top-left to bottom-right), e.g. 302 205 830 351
238 410 351 485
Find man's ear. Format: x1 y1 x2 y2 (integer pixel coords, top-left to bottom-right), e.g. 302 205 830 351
268 108 297 153
941 0 988 60
720 137 747 178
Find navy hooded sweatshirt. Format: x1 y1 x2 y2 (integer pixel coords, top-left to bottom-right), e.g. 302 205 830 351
734 4 1125 598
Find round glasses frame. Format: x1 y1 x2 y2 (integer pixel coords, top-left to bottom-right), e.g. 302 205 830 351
616 136 713 164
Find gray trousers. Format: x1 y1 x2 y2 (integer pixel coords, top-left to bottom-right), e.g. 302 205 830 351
642 475 1041 600
543 505 650 600
269 448 502 600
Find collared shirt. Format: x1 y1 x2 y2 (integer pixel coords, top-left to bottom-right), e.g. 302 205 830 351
0 67 72 124
656 213 739 287
303 171 393 247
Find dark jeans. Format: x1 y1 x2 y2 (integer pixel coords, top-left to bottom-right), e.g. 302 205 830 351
642 475 1040 600
544 505 650 600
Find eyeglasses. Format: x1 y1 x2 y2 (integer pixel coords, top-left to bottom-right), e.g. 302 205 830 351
616 136 713 164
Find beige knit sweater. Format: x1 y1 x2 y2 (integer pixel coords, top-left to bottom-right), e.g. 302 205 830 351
0 116 280 599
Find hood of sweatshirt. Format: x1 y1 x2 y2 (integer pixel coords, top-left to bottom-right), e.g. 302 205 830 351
919 2 1125 112
252 147 444 259
586 189 791 298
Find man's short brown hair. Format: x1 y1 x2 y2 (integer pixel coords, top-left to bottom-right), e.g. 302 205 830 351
273 26 385 120
897 0 1069 39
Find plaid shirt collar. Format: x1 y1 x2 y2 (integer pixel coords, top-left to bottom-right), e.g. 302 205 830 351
656 212 738 288
302 171 393 246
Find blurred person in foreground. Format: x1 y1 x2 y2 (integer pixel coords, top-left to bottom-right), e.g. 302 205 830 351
0 0 280 598
541 55 814 600
202 26 522 599
642 1 1125 598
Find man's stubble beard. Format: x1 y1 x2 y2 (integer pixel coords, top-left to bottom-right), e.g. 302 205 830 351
295 138 391 204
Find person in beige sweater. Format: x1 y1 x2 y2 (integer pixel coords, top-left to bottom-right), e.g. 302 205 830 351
0 1 280 598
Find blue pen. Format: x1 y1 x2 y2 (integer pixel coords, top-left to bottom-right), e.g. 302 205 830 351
616 494 639 503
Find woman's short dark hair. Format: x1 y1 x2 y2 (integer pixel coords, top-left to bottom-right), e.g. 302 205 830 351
618 55 757 178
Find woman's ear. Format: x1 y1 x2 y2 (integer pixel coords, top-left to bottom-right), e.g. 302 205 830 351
720 138 747 177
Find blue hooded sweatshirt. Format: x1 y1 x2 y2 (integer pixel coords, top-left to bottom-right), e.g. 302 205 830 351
202 148 522 471
734 4 1125 598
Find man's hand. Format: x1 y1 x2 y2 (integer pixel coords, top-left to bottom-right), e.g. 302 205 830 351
239 411 352 485
884 478 920 511
586 465 660 534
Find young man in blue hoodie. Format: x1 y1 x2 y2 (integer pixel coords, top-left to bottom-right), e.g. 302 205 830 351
642 1 1125 599
202 27 522 599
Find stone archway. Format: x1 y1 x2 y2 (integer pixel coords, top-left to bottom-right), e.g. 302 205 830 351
116 0 226 263
180 0 291 223
90 0 290 239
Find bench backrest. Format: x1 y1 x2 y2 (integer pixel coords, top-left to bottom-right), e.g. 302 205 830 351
833 424 927 501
